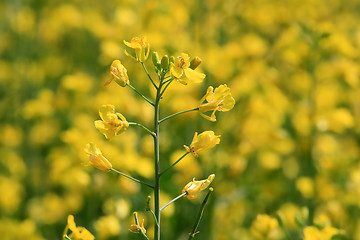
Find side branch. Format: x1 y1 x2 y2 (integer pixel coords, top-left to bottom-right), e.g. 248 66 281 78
160 78 173 97
160 152 190 176
111 168 154 189
160 192 186 212
159 108 199 124
126 83 155 106
129 122 156 137
142 62 158 90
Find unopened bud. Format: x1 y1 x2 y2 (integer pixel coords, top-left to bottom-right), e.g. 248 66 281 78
161 55 169 71
152 52 161 72
190 57 202 70
169 56 175 64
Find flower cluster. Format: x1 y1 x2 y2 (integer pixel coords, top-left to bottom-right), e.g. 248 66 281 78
198 85 235 122
76 36 233 240
182 174 215 199
94 104 129 140
184 131 221 157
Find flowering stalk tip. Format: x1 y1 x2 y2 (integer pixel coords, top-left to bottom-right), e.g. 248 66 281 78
124 36 150 63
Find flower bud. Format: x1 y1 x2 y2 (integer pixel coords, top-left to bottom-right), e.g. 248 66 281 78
110 60 129 87
152 51 161 71
190 56 202 70
161 55 169 71
84 143 112 172
169 56 175 64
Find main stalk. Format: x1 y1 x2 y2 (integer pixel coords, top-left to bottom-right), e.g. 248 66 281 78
154 82 162 240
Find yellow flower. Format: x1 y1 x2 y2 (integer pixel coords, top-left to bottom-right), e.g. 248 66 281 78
182 174 215 199
108 60 129 87
84 143 112 172
184 131 220 157
94 104 129 139
199 84 235 121
64 215 95 240
303 226 341 240
124 36 150 62
170 53 205 85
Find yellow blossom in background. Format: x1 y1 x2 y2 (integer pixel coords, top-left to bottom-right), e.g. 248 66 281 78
84 143 112 172
124 36 150 62
251 214 283 240
296 176 314 198
170 53 205 85
314 214 331 227
95 215 121 239
94 104 129 139
184 131 220 157
303 225 341 240
182 174 215 199
198 84 235 121
64 215 94 240
108 60 129 87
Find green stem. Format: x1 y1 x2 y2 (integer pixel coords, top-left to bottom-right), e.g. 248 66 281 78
160 79 173 97
154 79 162 240
64 236 71 240
159 108 199 124
126 82 155 106
110 168 154 189
162 77 172 84
150 209 159 227
160 192 186 212
129 122 156 137
188 189 214 239
142 62 158 90
160 152 190 176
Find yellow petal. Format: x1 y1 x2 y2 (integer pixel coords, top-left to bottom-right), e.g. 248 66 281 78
84 143 101 156
199 174 215 191
94 121 116 139
67 215 78 234
170 63 184 79
91 154 112 172
99 104 115 122
123 40 132 48
184 68 205 83
78 227 95 240
205 86 215 103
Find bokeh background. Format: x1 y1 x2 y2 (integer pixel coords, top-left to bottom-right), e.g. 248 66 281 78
1 0 360 239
